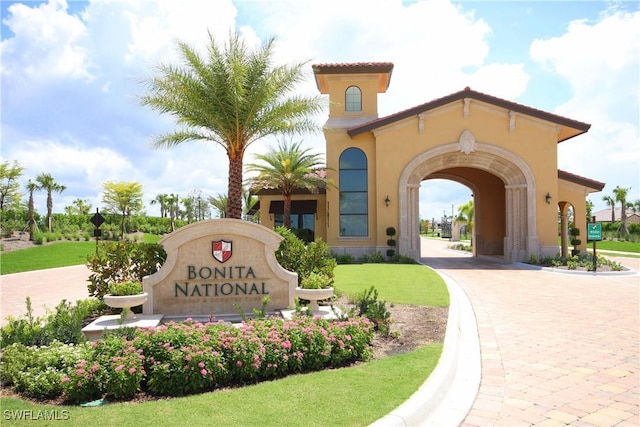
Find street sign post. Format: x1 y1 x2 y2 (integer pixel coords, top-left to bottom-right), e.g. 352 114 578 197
587 222 602 271
587 223 602 241
90 208 105 254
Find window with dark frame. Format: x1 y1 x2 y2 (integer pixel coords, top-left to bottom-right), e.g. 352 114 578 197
339 148 368 237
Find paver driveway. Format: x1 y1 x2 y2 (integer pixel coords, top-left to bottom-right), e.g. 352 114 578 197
421 238 639 426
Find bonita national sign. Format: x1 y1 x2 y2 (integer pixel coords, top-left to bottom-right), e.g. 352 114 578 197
142 219 298 318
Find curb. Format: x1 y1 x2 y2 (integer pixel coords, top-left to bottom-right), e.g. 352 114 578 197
370 265 481 427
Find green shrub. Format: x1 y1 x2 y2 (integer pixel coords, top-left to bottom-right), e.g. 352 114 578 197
3 316 375 402
108 280 143 296
389 254 417 264
330 252 356 265
299 272 332 289
526 253 623 271
1 341 89 399
359 251 385 264
1 298 107 348
86 241 166 298
275 227 336 285
354 286 392 335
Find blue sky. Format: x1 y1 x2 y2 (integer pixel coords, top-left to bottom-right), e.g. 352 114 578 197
1 0 638 219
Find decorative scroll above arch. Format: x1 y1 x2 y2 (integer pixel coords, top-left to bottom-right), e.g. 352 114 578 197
459 129 476 154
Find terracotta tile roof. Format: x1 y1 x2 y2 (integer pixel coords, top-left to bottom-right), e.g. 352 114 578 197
347 87 591 142
312 62 394 74
558 169 605 191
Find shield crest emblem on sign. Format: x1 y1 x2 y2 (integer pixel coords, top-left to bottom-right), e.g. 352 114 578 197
212 240 232 263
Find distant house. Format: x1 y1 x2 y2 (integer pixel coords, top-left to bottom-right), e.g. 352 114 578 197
593 207 640 224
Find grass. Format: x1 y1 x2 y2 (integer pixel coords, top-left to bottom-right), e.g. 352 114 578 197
0 234 163 275
593 239 640 253
0 255 450 426
334 264 449 307
0 242 96 275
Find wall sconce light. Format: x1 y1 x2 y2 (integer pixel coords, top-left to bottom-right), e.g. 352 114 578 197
545 192 552 204
384 196 390 207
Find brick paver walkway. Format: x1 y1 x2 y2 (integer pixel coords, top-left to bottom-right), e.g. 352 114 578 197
421 239 639 426
0 265 91 325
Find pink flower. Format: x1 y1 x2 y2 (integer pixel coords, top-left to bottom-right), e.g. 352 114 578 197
61 377 70 383
200 369 207 375
115 364 125 372
236 361 243 367
198 362 205 368
129 367 136 374
75 368 85 375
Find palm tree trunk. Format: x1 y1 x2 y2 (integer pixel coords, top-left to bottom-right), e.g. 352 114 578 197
620 203 629 235
28 190 35 241
227 154 244 219
47 192 53 232
284 195 292 229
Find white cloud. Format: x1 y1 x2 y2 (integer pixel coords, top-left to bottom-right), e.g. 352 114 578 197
530 8 640 206
0 0 93 85
2 0 637 219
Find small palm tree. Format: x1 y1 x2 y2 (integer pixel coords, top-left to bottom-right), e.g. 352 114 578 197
26 180 37 240
151 194 170 218
243 188 259 221
139 31 324 220
246 139 330 229
455 199 474 243
602 195 616 222
35 173 66 233
613 186 630 236
209 194 228 218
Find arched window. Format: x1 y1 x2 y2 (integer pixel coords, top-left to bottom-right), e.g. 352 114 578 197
339 148 367 236
345 86 362 112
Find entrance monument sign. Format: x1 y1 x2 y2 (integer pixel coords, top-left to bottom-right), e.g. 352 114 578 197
143 219 297 317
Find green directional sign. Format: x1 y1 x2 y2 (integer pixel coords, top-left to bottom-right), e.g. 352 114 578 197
587 223 602 241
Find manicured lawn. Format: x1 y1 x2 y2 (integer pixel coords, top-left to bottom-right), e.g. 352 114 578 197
0 235 163 275
334 263 450 307
0 262 449 426
595 239 640 253
0 242 96 275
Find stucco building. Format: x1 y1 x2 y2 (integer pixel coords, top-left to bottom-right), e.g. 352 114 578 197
254 62 605 262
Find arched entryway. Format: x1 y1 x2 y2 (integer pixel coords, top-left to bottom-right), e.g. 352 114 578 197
398 141 538 263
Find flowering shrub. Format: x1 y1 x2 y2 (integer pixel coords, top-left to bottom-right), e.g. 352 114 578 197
0 341 90 399
1 317 375 402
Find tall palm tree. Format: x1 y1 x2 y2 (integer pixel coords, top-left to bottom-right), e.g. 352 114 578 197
602 195 616 222
246 139 329 229
26 179 37 240
139 31 323 220
35 173 66 232
613 186 630 235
